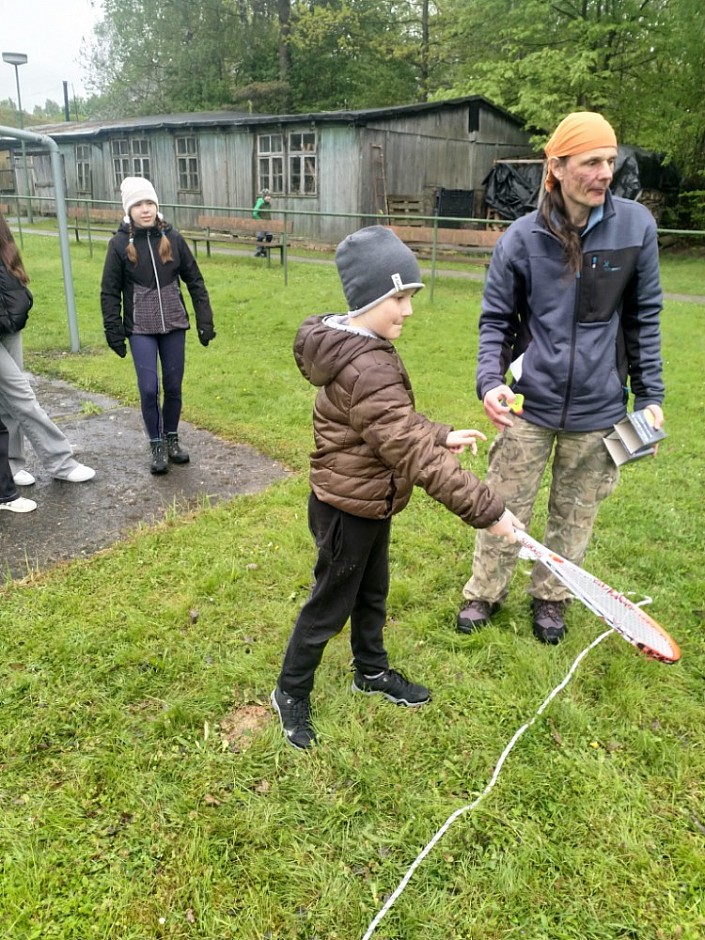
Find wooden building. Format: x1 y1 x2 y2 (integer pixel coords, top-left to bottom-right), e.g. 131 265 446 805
3 96 532 243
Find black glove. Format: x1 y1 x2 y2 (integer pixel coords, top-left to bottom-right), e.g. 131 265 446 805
112 342 127 358
198 327 216 347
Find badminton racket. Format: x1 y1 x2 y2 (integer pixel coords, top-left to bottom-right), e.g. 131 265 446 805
515 530 681 664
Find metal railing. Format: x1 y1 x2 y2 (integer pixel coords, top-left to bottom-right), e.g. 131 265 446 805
4 193 704 347
4 193 515 297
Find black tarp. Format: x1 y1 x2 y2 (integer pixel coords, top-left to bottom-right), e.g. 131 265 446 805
483 146 680 221
611 146 680 200
483 161 542 221
434 187 475 226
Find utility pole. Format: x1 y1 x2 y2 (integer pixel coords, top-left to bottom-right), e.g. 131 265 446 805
2 51 33 223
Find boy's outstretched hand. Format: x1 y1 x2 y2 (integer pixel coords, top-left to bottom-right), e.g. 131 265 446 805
488 508 524 543
446 428 487 455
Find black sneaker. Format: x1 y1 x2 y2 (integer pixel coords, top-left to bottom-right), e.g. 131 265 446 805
271 686 316 750
352 668 431 707
532 599 568 645
456 599 501 633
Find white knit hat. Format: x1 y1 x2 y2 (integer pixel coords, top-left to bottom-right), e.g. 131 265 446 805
120 176 159 216
335 226 424 316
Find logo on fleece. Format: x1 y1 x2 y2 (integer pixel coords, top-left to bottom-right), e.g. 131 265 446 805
391 273 403 291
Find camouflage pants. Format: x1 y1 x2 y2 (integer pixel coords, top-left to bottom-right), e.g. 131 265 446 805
462 417 619 603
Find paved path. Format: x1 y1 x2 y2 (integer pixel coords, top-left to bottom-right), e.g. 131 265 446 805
0 374 290 582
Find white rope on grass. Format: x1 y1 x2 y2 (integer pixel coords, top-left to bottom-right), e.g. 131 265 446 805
361 627 615 940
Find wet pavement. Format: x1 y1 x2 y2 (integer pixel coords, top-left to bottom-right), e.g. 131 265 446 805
0 374 291 581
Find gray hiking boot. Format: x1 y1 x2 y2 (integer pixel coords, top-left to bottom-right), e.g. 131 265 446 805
456 599 501 633
532 599 568 644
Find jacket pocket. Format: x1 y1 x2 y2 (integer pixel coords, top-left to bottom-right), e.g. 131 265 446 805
578 248 638 323
316 512 344 562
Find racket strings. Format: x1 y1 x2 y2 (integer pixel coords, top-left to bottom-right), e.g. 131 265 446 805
517 532 680 663
538 560 678 662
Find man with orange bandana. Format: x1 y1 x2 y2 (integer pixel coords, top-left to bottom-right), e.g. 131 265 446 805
457 111 665 644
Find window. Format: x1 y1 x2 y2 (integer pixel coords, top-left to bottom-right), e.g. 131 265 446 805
111 138 151 188
131 139 151 180
256 130 317 196
76 144 91 194
111 139 130 187
289 132 317 196
258 134 284 194
175 136 200 191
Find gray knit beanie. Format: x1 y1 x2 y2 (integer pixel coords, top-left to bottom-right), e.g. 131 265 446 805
335 226 424 316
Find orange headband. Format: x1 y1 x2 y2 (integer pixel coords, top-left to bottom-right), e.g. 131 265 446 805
544 112 617 191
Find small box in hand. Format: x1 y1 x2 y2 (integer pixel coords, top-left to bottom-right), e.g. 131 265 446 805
603 409 666 466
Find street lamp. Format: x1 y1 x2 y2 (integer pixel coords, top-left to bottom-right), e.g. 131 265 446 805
2 51 33 223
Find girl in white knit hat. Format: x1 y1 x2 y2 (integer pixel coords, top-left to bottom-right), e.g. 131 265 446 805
100 177 216 474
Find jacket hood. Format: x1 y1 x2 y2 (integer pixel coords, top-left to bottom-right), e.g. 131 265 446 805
294 315 391 387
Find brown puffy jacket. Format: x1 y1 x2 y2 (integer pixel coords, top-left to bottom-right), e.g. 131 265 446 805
294 315 504 527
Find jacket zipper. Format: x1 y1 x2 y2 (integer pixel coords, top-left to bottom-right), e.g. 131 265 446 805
146 234 166 332
559 270 581 430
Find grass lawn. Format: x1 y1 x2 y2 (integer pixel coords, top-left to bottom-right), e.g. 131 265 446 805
1 235 704 939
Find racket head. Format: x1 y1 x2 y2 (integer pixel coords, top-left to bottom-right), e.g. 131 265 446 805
613 603 681 664
516 531 681 664
574 579 681 663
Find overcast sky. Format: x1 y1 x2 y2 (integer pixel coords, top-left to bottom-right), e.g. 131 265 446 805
0 0 103 113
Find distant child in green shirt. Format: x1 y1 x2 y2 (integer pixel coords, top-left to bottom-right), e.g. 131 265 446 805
252 189 272 257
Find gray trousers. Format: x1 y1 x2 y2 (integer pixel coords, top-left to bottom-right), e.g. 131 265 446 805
0 333 78 477
463 417 619 603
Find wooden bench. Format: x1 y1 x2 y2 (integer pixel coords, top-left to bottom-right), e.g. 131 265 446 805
67 206 121 242
387 224 502 271
193 214 293 264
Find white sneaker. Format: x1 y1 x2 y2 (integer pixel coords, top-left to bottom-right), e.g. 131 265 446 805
0 496 37 513
55 463 96 483
13 469 36 486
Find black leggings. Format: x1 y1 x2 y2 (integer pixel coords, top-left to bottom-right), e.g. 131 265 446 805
129 330 186 440
278 492 392 698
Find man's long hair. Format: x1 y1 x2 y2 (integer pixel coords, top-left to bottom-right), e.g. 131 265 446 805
540 159 584 274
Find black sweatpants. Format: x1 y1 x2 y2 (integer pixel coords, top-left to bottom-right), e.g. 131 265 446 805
278 491 392 698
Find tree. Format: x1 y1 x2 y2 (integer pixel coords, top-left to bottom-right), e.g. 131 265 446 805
431 0 704 175
86 0 272 115
632 0 705 176
33 100 65 121
286 0 429 111
82 0 704 176
0 101 39 128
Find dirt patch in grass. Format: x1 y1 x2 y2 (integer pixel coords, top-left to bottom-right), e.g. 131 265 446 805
0 373 291 581
218 704 271 752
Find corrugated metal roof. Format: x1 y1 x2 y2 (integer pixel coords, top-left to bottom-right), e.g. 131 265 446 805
22 96 523 141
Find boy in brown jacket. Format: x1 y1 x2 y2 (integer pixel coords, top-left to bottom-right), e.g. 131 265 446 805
272 226 521 749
